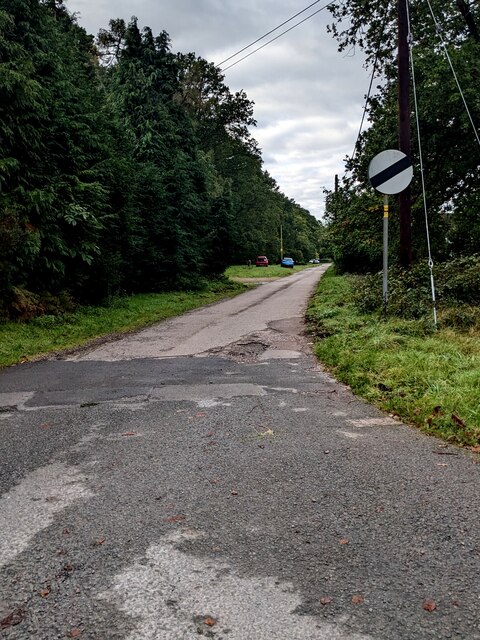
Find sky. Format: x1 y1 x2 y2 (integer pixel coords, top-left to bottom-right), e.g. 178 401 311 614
65 0 371 219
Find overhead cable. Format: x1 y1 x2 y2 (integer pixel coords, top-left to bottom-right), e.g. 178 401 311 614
217 0 328 67
220 3 332 72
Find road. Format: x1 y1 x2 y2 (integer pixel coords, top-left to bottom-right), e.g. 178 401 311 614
1 265 479 639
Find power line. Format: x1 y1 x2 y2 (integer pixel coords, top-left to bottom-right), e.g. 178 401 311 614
221 4 332 72
217 0 329 67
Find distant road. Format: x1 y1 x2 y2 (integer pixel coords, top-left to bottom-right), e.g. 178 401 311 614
68 264 330 361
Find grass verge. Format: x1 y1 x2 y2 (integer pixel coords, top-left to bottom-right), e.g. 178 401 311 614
306 268 480 447
225 263 315 279
0 281 247 369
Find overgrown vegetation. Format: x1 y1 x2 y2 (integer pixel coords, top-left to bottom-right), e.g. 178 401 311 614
351 255 480 327
0 279 246 368
306 268 480 446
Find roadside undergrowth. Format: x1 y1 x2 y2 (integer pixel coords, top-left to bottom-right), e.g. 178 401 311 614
306 268 480 447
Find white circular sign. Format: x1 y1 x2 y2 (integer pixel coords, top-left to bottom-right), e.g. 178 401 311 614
368 149 413 195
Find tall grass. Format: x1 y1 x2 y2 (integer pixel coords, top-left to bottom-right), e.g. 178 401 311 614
306 269 480 446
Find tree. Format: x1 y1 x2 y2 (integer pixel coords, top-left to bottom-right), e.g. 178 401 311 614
0 0 111 312
324 0 480 272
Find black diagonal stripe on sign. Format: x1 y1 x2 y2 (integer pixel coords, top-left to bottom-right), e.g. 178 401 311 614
370 155 412 189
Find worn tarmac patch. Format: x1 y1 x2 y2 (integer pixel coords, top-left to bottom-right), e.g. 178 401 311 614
0 463 93 569
99 531 373 640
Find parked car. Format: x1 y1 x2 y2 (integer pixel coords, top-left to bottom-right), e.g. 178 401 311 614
255 255 269 267
281 257 294 268
308 259 320 264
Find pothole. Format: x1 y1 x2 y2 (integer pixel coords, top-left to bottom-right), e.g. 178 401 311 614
213 340 268 363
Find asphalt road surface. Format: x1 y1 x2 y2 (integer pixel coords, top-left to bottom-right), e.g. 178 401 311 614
1 265 479 640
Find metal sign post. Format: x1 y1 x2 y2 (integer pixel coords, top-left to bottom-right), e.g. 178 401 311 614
368 149 413 315
383 195 389 313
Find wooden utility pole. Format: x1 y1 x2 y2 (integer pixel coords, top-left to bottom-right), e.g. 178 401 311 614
398 0 413 267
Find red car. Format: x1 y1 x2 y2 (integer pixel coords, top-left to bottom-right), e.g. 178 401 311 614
255 256 269 267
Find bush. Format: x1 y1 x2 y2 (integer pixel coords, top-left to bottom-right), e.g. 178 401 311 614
350 255 480 327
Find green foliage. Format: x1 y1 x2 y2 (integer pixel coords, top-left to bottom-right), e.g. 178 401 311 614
324 187 384 273
351 255 480 325
325 1 480 273
0 0 112 305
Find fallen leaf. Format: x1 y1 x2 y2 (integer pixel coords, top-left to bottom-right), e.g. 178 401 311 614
436 463 448 467
1 608 25 629
167 515 185 523
230 490 238 496
68 629 82 638
63 528 70 535
93 537 106 546
339 538 349 545
423 599 437 612
204 617 216 627
352 595 364 604
426 406 443 426
121 431 136 437
451 414 466 428
261 429 275 436
39 586 51 598
469 445 480 453
320 596 333 605
45 496 60 503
